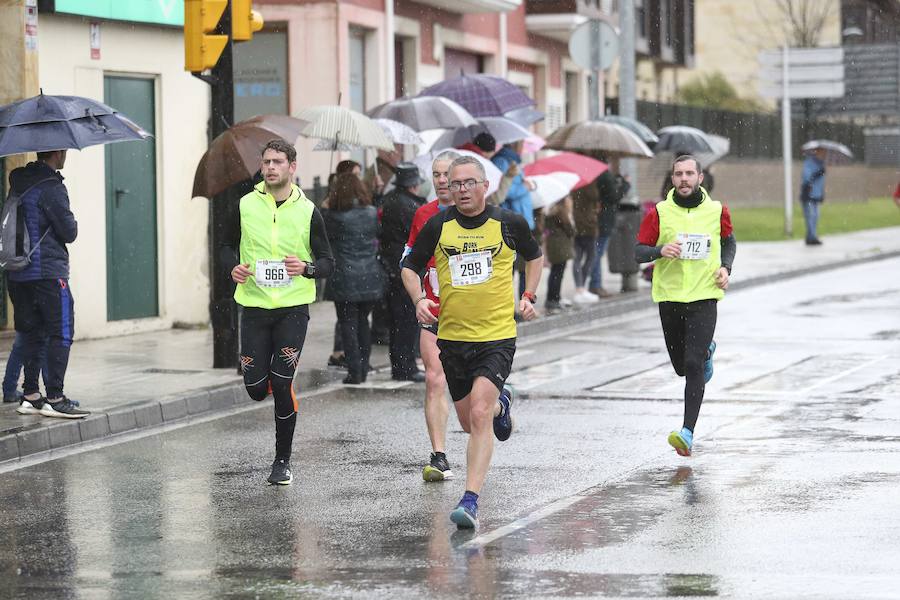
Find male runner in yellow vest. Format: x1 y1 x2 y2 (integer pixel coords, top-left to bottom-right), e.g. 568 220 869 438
227 139 333 484
636 155 736 457
401 156 543 528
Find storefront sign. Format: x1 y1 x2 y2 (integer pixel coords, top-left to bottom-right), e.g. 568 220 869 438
53 0 184 27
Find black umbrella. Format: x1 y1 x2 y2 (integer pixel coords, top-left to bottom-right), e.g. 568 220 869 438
654 125 715 154
0 92 151 157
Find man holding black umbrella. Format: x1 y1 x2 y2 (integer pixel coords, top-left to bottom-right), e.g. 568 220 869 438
8 149 88 418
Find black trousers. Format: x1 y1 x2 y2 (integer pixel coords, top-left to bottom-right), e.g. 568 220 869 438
659 299 717 432
240 305 310 461
385 274 418 378
546 262 566 304
334 300 374 379
7 278 74 399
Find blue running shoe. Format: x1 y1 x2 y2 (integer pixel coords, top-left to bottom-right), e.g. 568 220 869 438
704 340 716 383
450 499 478 529
493 386 514 441
667 427 694 457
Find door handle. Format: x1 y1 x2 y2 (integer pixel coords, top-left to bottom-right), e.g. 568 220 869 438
115 188 130 208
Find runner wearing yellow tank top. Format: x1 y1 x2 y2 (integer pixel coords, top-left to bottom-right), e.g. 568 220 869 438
402 156 543 529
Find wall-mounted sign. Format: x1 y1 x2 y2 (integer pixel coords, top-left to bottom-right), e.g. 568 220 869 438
52 0 184 27
90 22 100 59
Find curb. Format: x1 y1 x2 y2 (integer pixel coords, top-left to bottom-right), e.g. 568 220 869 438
2 249 898 464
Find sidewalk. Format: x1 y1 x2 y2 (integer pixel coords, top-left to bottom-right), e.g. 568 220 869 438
2 226 899 463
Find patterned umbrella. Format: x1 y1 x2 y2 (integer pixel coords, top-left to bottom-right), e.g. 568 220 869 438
374 118 424 145
545 120 654 158
367 96 476 131
420 73 535 117
297 105 393 151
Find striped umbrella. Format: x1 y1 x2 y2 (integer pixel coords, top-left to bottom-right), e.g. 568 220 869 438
297 105 393 151
545 120 654 158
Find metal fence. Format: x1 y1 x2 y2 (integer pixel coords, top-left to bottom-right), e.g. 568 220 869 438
605 98 867 161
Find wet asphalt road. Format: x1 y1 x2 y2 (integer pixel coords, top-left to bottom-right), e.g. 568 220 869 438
1 258 899 599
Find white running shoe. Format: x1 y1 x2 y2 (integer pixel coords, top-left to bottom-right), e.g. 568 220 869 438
573 290 599 304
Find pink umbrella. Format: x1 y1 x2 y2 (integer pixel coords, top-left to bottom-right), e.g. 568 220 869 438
522 134 546 154
523 152 607 190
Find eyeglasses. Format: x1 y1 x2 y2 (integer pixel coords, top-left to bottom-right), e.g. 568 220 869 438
448 179 485 192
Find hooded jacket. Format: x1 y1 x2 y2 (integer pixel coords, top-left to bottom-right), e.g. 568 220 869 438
7 161 78 282
491 146 534 229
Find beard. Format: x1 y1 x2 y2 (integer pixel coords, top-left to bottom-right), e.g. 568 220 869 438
676 182 700 198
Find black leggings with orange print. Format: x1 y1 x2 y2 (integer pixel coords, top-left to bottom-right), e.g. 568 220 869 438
240 305 310 461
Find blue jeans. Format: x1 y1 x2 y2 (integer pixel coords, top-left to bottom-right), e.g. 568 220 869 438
802 200 820 241
588 235 611 290
572 235 596 289
3 331 49 398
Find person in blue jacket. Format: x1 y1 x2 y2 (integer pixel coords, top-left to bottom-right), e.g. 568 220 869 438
800 147 827 246
491 141 536 296
7 150 88 418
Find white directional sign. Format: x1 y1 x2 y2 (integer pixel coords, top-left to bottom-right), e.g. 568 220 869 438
758 47 844 99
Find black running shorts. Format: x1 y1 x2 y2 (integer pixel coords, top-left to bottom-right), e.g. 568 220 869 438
421 321 439 336
436 338 516 402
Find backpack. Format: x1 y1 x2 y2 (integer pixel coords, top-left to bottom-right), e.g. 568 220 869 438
0 177 55 271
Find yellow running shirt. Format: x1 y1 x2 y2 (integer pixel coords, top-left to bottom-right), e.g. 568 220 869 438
403 205 542 342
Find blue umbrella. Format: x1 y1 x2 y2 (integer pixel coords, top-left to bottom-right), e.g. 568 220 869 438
0 92 151 157
419 73 535 118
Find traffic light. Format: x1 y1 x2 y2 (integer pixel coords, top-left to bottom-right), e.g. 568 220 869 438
184 0 228 72
232 0 264 42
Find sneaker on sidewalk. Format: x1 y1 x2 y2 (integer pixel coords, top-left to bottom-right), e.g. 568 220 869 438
16 397 45 415
267 458 293 485
572 290 599 304
667 427 694 457
422 452 453 482
39 397 90 419
450 498 478 529
704 340 716 383
493 386 514 441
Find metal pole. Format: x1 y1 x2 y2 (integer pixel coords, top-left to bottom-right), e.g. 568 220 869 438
782 45 793 237
618 0 636 185
499 12 508 78
588 19 600 120
386 0 396 100
209 2 239 369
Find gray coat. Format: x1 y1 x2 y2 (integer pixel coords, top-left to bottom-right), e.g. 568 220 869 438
324 206 386 303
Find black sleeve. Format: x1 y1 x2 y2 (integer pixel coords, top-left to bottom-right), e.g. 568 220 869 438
720 233 736 274
218 202 242 273
635 243 662 263
402 212 442 274
40 183 78 243
304 207 333 279
502 211 542 261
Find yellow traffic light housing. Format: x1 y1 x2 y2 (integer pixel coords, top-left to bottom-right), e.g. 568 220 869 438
184 0 229 72
232 0 264 42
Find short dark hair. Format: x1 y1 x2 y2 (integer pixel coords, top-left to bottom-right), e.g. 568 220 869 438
335 160 361 175
262 138 297 163
472 132 496 153
37 150 60 162
672 154 701 174
327 172 371 211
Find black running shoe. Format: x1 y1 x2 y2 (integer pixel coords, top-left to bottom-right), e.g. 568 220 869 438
16 397 45 415
40 397 90 419
422 452 453 482
267 458 293 485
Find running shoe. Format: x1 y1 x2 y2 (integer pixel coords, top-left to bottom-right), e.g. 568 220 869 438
667 427 694 457
39 397 90 419
704 340 717 383
422 452 453 482
450 498 478 529
267 458 293 485
493 386 514 442
16 397 45 415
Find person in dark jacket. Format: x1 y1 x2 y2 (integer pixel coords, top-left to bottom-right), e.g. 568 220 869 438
324 174 386 384
589 158 630 297
378 163 426 381
800 148 827 245
6 150 88 418
544 196 575 313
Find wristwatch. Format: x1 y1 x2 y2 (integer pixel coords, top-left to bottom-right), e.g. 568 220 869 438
303 263 317 277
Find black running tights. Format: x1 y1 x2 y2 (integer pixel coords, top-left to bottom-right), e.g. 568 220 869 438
658 299 717 433
240 305 310 460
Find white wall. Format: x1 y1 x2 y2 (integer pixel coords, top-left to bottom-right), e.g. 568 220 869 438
39 15 211 339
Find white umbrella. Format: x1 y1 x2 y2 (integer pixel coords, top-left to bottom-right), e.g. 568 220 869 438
297 105 393 151
412 149 502 198
528 172 580 209
801 139 854 164
374 118 424 146
694 134 731 167
655 125 715 154
367 96 477 131
430 117 534 151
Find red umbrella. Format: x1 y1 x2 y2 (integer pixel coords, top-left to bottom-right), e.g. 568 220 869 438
523 152 607 190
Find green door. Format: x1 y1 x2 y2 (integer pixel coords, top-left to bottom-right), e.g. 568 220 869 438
104 76 158 320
